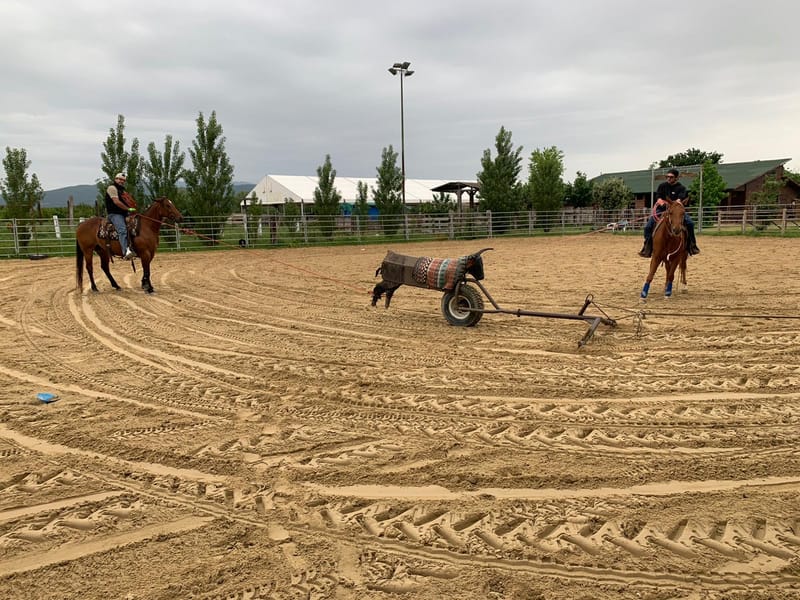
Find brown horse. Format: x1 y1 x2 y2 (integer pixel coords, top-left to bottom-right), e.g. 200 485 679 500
75 197 182 294
640 199 687 301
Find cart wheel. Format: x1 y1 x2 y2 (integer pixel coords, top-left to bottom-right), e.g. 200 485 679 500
441 284 484 327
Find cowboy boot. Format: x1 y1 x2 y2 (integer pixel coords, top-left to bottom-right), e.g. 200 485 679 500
689 237 700 255
638 238 652 258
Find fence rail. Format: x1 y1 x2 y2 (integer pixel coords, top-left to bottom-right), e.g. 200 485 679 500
2 205 798 259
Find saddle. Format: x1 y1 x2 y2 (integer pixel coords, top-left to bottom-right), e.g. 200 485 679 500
98 215 140 256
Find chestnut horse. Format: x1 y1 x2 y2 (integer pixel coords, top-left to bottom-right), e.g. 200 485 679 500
640 199 687 300
75 197 182 294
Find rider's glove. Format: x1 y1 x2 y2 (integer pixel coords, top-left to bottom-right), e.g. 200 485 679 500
128 207 136 213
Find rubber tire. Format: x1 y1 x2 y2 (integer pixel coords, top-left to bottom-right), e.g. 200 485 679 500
441 283 484 327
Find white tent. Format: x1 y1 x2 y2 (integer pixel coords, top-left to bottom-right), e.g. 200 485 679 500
244 175 469 207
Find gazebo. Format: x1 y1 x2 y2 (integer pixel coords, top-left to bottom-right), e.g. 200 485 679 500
430 181 481 212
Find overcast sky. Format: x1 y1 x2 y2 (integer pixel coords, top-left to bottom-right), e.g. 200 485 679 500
1 0 798 190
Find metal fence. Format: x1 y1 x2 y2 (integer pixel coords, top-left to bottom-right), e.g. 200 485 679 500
2 205 798 259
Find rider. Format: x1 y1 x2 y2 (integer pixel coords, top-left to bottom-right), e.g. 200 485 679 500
638 168 700 258
105 172 137 260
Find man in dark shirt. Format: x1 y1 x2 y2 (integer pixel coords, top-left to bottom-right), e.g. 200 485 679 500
638 168 700 257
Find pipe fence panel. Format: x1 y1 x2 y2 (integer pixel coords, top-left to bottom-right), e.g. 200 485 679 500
2 205 798 259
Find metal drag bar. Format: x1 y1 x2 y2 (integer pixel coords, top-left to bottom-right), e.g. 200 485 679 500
458 280 617 347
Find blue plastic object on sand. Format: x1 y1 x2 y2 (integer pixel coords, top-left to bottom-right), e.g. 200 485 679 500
36 392 58 403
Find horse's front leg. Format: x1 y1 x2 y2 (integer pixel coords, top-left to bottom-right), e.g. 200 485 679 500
98 248 121 290
664 259 678 298
141 261 154 294
640 258 660 301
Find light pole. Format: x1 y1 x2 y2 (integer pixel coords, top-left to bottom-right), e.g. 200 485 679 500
388 61 413 208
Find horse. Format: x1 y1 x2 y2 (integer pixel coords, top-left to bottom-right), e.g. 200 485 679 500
640 199 688 301
75 196 183 294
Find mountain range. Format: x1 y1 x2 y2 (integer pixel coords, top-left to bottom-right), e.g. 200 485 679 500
39 182 256 208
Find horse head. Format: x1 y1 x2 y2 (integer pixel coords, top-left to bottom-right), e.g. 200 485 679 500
153 197 183 223
666 200 686 236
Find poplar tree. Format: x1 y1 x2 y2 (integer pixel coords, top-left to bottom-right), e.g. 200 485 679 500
372 145 403 234
97 115 142 210
182 111 235 243
1 147 44 219
143 134 185 204
353 180 370 233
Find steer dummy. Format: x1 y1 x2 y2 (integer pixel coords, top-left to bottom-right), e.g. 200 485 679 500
371 248 491 308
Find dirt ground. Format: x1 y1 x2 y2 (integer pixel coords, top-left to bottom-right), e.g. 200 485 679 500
1 234 800 600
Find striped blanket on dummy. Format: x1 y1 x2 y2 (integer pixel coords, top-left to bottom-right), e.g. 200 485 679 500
379 250 471 291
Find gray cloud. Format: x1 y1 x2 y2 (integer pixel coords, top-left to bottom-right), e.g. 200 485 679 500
1 0 797 189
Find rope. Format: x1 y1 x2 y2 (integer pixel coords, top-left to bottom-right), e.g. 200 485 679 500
590 298 800 330
140 213 373 296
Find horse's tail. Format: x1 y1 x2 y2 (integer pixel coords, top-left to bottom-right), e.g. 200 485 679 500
75 240 83 292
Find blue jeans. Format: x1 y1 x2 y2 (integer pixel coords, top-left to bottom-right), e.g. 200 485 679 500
108 213 129 255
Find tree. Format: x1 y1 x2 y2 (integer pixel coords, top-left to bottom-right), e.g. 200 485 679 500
353 180 370 224
417 191 456 215
313 154 342 238
592 177 633 211
658 147 723 168
372 145 403 234
477 126 524 232
750 174 782 230
182 111 236 244
528 146 565 230
687 162 727 224
97 115 143 211
353 180 370 234
564 171 593 208
784 167 800 184
1 147 44 220
143 134 185 203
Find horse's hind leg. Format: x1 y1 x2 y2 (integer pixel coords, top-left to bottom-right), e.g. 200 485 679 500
680 256 688 293
97 247 121 290
82 248 101 292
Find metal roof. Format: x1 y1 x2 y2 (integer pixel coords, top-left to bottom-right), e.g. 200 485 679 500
591 158 792 193
246 175 467 205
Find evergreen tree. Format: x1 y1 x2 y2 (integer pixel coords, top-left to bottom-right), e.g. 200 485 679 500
182 111 236 243
313 154 342 238
1 147 44 219
372 145 403 234
143 134 185 203
97 115 143 211
476 126 524 232
528 146 565 230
